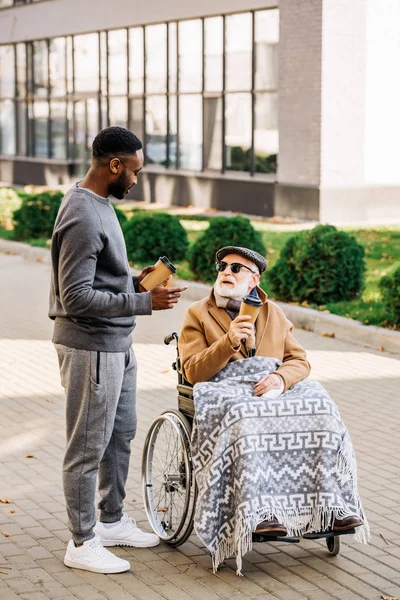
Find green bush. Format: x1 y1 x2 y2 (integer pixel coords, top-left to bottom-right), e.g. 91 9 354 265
13 191 63 240
123 211 189 264
189 216 266 284
379 265 400 327
113 205 128 228
268 224 365 304
0 188 23 229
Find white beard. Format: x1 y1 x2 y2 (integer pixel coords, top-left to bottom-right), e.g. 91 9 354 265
214 278 250 300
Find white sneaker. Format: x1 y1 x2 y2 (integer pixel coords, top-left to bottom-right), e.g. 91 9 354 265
94 513 160 548
64 534 130 573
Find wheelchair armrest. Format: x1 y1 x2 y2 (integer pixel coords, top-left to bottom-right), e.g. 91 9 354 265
177 384 193 399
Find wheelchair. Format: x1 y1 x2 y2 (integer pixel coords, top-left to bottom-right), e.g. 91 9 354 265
141 332 353 556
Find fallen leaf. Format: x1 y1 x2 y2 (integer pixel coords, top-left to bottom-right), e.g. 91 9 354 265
0 499 12 504
0 570 10 575
10 510 15 514
161 369 170 374
381 596 398 600
131 498 137 503
378 346 385 352
1 532 10 537
25 454 36 459
379 533 390 545
321 332 335 338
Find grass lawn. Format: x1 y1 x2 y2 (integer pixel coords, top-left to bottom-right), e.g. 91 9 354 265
1 199 399 329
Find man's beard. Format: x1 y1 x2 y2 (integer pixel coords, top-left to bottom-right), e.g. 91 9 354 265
214 278 250 300
108 171 129 200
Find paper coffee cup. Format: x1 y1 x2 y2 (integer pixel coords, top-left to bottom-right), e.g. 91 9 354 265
140 256 177 291
239 295 263 324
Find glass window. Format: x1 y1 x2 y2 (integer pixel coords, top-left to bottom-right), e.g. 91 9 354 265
168 95 177 167
146 95 167 165
168 23 177 93
108 29 127 96
49 37 66 97
34 100 49 157
145 24 167 94
204 17 223 93
129 28 144 95
0 99 16 155
87 97 99 153
255 9 279 91
178 20 202 93
226 13 252 92
109 96 127 128
74 34 99 94
66 37 73 95
0 0 14 8
129 97 144 144
204 96 222 170
16 43 26 98
33 40 49 98
179 95 202 170
74 100 86 160
254 92 278 173
99 32 107 96
50 100 67 158
0 45 15 97
225 93 251 171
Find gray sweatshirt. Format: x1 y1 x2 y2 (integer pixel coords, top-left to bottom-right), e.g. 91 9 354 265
49 183 152 351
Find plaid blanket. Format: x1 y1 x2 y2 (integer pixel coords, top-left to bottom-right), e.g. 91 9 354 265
192 357 369 574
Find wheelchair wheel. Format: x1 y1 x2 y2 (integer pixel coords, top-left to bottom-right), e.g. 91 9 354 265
142 409 196 545
326 535 340 555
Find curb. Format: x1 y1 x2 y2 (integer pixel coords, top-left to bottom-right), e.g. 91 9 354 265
2 238 399 355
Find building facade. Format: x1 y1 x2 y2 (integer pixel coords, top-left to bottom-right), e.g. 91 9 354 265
0 0 399 223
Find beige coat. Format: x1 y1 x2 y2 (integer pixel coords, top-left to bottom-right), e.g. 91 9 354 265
178 287 311 390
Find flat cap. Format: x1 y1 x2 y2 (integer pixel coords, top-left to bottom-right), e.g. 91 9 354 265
216 246 268 274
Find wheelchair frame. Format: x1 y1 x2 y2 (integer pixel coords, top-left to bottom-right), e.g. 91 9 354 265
141 332 353 557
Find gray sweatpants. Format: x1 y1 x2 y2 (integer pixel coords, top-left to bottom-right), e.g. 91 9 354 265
55 344 137 544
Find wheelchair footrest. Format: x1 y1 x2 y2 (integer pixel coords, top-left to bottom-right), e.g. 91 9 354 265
302 528 355 540
252 533 300 543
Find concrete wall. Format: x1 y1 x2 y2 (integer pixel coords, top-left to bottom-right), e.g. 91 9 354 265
0 0 277 43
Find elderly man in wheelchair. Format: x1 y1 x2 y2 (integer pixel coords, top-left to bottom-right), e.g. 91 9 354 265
142 246 369 575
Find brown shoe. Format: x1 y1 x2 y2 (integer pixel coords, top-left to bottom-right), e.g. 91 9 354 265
333 515 363 532
255 519 287 536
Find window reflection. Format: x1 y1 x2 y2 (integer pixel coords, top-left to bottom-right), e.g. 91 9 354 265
255 9 279 91
49 38 66 97
168 95 177 167
51 100 67 158
179 20 202 93
0 45 15 97
108 30 127 96
34 100 49 157
129 97 144 143
87 98 99 153
255 92 278 173
225 93 251 171
146 95 167 165
226 13 252 92
168 23 177 93
74 100 86 160
204 18 223 93
179 95 202 170
74 34 99 93
16 44 26 99
109 96 128 129
33 40 48 98
0 100 16 154
17 101 27 155
204 96 222 170
145 24 167 94
129 28 144 95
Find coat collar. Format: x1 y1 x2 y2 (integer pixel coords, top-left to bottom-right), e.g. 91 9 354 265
207 286 270 357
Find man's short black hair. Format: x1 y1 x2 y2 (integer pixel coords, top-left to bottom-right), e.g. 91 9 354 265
92 126 142 160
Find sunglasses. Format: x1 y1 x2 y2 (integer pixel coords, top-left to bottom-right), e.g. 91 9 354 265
216 261 257 274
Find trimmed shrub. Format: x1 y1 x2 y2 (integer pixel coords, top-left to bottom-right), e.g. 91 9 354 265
379 265 400 327
0 188 23 230
189 216 266 284
123 211 189 264
13 191 63 240
113 205 128 228
268 224 365 304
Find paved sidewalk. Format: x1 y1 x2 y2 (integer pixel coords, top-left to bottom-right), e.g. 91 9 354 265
1 252 400 600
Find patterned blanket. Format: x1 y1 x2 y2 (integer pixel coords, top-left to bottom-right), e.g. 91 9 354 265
192 357 369 574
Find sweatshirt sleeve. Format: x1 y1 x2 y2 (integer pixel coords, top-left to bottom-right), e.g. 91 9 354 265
57 210 152 318
179 305 239 385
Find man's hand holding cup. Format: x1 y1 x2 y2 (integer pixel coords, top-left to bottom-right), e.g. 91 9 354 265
228 315 254 348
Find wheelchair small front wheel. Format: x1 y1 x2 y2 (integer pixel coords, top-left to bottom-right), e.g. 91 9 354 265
326 535 340 555
142 410 195 544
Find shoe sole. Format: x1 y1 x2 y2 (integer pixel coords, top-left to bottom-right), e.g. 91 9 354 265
100 539 160 548
64 557 130 573
255 528 288 536
333 522 363 532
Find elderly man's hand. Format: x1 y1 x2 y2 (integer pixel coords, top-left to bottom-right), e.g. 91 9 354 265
254 373 283 396
228 315 254 348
